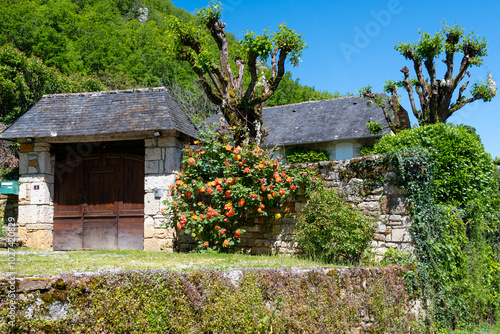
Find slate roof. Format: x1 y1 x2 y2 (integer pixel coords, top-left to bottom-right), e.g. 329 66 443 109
0 87 198 140
203 95 391 146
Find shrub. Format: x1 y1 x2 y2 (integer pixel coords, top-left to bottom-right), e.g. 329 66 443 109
294 186 375 264
165 124 317 251
368 123 496 208
386 145 500 331
286 149 329 164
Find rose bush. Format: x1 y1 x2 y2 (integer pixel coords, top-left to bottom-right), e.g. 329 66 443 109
164 124 317 251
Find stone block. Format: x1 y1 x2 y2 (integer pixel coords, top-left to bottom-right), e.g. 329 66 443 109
33 142 50 152
30 183 52 205
145 148 162 161
246 225 261 233
17 227 27 242
28 166 39 174
366 195 382 201
375 222 386 233
144 139 156 148
144 238 162 251
255 239 272 247
358 201 380 212
154 229 169 239
19 206 37 225
163 147 182 173
145 161 159 174
26 230 52 250
144 217 155 238
157 137 181 148
26 224 53 232
144 174 176 192
17 278 53 292
391 228 411 242
373 233 385 241
144 192 160 215
37 151 52 175
19 153 29 175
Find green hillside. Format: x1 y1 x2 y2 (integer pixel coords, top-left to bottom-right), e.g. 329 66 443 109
0 0 343 124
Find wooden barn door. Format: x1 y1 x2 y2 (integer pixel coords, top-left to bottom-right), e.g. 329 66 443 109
54 153 144 250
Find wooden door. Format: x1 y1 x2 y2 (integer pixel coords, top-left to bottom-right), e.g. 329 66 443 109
54 153 144 250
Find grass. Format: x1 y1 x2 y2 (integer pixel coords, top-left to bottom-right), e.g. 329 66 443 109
0 248 339 277
453 322 500 333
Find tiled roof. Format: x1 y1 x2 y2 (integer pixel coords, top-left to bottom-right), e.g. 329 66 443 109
0 87 198 140
203 95 391 146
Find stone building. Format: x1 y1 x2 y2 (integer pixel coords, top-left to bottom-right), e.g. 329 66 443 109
204 95 393 162
1 88 409 254
0 88 197 251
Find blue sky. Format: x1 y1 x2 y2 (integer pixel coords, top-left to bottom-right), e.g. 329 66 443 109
173 0 500 158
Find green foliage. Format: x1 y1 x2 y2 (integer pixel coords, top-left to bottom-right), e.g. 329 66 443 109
0 269 419 333
165 124 317 251
471 74 497 102
368 123 496 208
294 186 375 264
380 248 414 266
0 44 104 124
286 149 329 164
366 120 384 135
388 147 500 330
372 124 500 331
0 0 338 126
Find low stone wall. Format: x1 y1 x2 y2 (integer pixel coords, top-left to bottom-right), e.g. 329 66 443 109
226 155 413 256
0 266 422 332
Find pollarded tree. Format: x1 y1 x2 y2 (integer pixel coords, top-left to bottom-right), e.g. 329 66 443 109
169 1 305 144
361 23 497 133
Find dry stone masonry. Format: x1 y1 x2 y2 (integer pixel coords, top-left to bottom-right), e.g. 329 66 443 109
231 155 413 256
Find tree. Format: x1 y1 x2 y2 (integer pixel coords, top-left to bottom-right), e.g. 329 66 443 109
361 23 496 133
0 44 104 124
169 1 305 144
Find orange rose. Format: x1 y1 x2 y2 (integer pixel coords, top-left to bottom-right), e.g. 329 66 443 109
223 240 230 246
238 198 245 207
214 225 220 231
203 241 209 247
235 229 241 235
279 189 285 195
225 190 231 198
188 157 196 165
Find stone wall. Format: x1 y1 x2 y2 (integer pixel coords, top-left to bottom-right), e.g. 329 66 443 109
221 155 412 256
143 137 183 251
17 142 54 250
0 267 422 332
